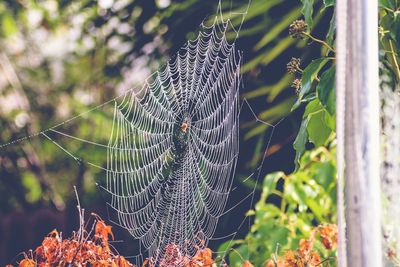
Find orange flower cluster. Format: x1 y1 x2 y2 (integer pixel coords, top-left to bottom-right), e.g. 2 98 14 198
143 244 216 267
8 213 133 267
265 224 338 267
318 224 337 250
8 209 220 267
7 211 337 267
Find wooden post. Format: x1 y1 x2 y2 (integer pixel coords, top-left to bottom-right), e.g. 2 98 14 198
336 0 382 266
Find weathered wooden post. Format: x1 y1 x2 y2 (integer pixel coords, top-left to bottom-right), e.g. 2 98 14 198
336 0 382 266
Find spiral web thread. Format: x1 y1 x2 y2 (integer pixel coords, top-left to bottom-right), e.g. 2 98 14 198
0 1 285 265
103 14 242 264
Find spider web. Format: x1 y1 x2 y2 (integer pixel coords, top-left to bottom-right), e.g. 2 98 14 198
102 15 242 263
0 1 285 265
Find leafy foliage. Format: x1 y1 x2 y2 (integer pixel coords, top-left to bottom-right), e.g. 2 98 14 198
317 65 336 115
219 146 337 266
379 0 400 86
288 0 336 168
301 0 315 28
291 0 400 167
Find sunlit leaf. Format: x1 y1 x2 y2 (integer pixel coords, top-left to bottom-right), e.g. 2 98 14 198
22 173 42 203
307 110 332 147
254 7 301 50
1 12 18 37
300 0 314 28
261 36 295 66
243 74 291 101
324 111 336 131
259 172 284 203
303 100 331 146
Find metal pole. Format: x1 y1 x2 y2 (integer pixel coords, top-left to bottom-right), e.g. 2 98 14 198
335 0 347 265
336 0 382 266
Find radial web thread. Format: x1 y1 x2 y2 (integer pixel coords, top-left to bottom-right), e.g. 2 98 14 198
104 16 241 263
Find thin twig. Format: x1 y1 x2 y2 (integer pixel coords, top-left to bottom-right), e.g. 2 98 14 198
303 32 336 53
388 39 400 82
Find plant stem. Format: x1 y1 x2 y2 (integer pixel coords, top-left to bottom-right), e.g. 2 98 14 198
388 39 400 82
230 248 246 262
382 6 395 13
303 32 336 53
316 257 336 266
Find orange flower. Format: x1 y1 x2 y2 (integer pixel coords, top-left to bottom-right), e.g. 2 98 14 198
284 250 296 266
188 247 214 267
95 220 115 241
265 260 275 267
276 259 287 267
242 260 254 267
310 251 321 266
114 256 133 267
19 259 35 267
15 212 135 267
299 238 313 257
319 224 337 250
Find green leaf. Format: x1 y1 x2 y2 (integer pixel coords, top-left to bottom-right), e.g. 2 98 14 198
217 239 243 256
303 99 332 146
312 162 336 189
324 111 336 131
261 36 295 65
305 197 324 222
22 172 42 203
267 226 290 250
380 12 394 30
326 11 336 46
317 65 336 115
293 117 310 171
291 92 316 111
379 0 396 9
254 7 301 50
300 0 314 28
294 100 332 169
1 12 18 37
259 172 284 203
243 74 291 101
303 98 320 117
307 109 332 147
391 13 400 49
298 58 330 100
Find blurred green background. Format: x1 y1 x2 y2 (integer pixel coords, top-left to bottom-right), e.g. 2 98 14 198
0 0 335 264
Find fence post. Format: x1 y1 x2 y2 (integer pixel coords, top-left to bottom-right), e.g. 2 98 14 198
336 0 382 266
